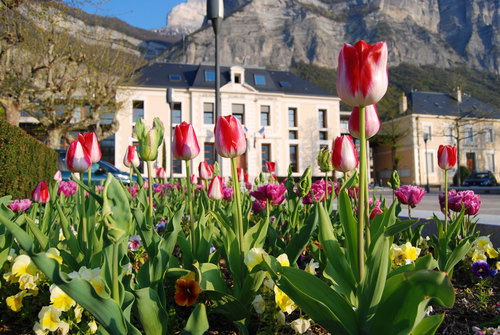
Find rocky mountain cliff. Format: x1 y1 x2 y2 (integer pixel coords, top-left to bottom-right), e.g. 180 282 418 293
159 0 499 74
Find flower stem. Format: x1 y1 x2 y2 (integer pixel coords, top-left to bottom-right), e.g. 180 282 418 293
129 167 133 183
358 106 367 282
324 172 329 200
186 160 196 255
112 242 119 303
79 172 88 244
231 158 245 254
444 169 449 232
146 161 154 220
88 169 92 188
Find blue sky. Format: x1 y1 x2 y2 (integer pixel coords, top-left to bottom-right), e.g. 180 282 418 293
73 0 185 30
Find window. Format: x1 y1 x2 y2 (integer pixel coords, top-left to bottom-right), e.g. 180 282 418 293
445 126 454 143
485 127 494 143
232 104 245 124
261 144 271 171
280 81 292 88
169 74 181 81
487 153 495 172
205 71 215 82
289 145 298 173
319 144 329 151
423 125 432 141
465 126 474 143
260 105 270 126
204 103 214 124
173 159 182 174
132 101 144 123
171 102 182 124
288 108 297 127
289 130 298 140
319 131 328 140
254 74 266 85
234 73 241 83
318 109 327 128
204 143 217 165
425 152 434 174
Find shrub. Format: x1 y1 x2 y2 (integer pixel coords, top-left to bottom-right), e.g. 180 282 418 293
0 119 56 198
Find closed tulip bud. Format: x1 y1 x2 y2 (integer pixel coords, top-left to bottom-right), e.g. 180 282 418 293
298 167 312 197
190 174 197 184
348 104 381 139
173 122 200 160
332 135 359 172
438 145 457 170
78 132 102 163
53 170 62 182
214 115 247 158
266 161 276 173
32 181 50 203
123 145 140 168
388 170 400 190
134 118 165 161
237 168 244 182
337 40 388 107
156 167 166 179
199 161 214 180
208 176 224 200
317 147 333 172
66 140 92 173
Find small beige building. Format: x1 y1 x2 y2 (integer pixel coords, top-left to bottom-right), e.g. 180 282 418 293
373 90 500 187
115 63 340 179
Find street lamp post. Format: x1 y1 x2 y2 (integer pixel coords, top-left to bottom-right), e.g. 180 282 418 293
207 0 224 173
423 133 430 192
167 88 174 178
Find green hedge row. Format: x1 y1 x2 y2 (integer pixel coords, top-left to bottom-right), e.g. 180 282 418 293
0 119 57 198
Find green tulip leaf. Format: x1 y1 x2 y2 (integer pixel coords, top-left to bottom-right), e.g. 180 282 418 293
285 205 318 264
135 287 169 335
202 290 248 321
183 303 209 335
411 314 445 335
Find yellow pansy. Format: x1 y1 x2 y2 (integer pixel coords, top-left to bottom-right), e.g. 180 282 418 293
12 255 38 277
401 242 421 263
6 291 27 312
276 253 290 267
18 273 39 291
274 285 297 314
58 321 70 335
475 236 492 250
46 248 63 264
496 261 500 270
74 305 84 323
390 244 405 267
70 267 105 295
3 271 19 284
305 259 319 275
471 249 487 262
88 320 98 334
38 305 61 332
50 284 75 311
485 247 499 259
244 248 267 271
33 322 48 335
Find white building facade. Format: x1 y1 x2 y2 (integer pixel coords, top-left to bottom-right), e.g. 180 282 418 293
115 63 340 179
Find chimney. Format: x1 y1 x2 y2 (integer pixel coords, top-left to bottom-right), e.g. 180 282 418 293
456 87 462 103
399 93 407 114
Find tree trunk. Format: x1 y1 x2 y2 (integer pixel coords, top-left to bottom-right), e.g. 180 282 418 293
456 141 461 186
2 100 21 127
46 127 64 149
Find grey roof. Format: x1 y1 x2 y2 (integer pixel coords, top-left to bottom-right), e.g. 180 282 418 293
136 63 334 97
409 91 499 119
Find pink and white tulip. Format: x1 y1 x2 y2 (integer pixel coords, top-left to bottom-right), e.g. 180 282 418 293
214 115 247 158
199 161 214 180
124 145 140 168
348 104 381 139
208 176 224 200
78 132 102 163
173 122 200 160
156 167 166 179
66 141 92 173
438 145 457 170
32 180 50 203
332 135 359 172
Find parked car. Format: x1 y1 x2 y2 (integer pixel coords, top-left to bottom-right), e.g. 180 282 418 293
462 171 497 186
56 149 137 185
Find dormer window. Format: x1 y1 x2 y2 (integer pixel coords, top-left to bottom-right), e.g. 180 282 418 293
234 73 241 84
205 71 215 82
230 66 245 84
254 74 266 85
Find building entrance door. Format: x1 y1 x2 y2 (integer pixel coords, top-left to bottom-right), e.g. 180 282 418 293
466 152 476 171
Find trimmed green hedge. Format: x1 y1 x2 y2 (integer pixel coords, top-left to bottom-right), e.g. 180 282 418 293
0 119 57 198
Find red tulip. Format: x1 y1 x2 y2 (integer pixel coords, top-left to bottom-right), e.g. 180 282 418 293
78 132 102 164
438 145 457 170
66 140 92 173
332 135 359 172
32 180 50 203
348 104 381 139
199 161 214 180
214 115 246 158
123 145 140 168
173 122 200 160
237 168 244 182
266 161 276 173
190 174 197 184
156 167 166 179
336 40 388 107
207 176 224 200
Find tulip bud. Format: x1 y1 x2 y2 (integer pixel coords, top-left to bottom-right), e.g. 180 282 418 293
237 168 244 182
438 145 457 170
173 122 200 160
207 176 224 200
336 40 388 107
32 181 50 203
53 170 62 182
348 104 381 139
317 147 333 172
66 140 92 173
134 118 165 161
199 161 214 180
156 167 166 179
332 135 359 172
190 174 197 184
124 145 140 168
265 161 276 173
214 115 247 158
388 170 400 191
297 167 312 197
78 132 102 163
